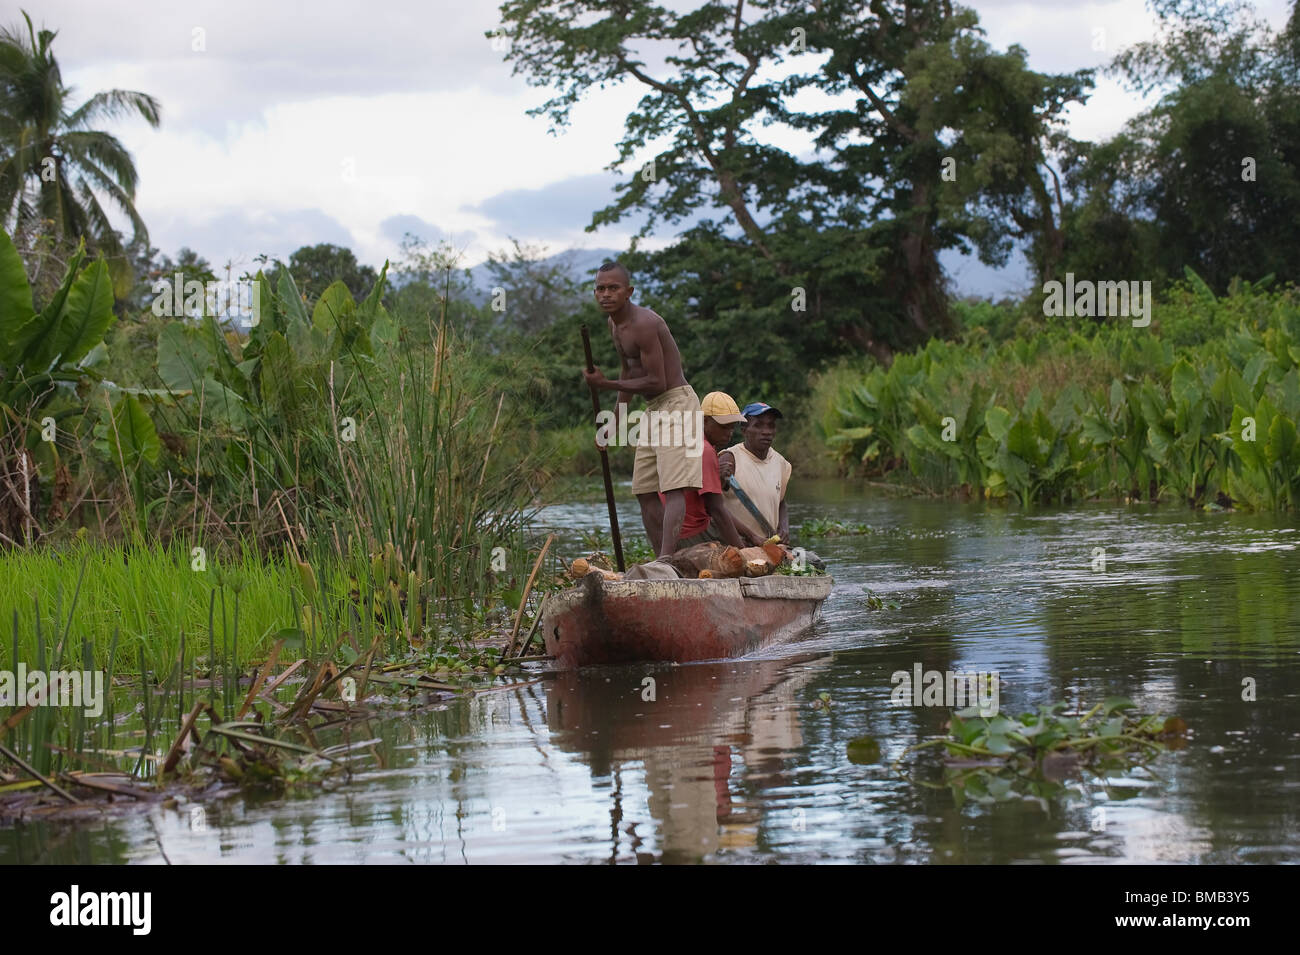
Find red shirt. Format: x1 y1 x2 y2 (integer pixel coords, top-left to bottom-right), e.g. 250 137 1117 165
660 439 723 539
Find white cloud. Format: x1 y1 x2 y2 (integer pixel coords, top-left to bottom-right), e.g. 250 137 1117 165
26 0 1295 289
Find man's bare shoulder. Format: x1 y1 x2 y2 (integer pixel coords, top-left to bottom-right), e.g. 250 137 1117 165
628 305 668 340
633 304 668 327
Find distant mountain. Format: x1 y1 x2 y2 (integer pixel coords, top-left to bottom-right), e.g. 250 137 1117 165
464 247 623 305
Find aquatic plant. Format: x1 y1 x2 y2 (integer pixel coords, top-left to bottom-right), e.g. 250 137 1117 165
895 698 1188 810
799 516 871 537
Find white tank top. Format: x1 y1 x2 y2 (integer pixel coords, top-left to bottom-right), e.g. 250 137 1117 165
721 443 791 533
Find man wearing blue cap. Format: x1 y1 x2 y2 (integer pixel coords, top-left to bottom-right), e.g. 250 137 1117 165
718 402 792 544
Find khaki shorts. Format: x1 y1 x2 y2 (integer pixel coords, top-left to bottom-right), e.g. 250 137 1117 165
631 385 705 494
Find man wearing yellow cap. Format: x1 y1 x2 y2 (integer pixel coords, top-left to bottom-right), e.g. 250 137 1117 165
669 393 765 549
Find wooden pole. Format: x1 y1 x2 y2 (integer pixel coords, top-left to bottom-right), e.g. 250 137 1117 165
581 325 626 571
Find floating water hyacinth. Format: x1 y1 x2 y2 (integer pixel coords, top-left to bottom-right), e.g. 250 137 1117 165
894 698 1189 810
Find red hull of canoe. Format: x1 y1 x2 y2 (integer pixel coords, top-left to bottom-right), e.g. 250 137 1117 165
541 573 832 669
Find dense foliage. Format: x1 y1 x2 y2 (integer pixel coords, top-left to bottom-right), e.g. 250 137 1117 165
821 275 1300 509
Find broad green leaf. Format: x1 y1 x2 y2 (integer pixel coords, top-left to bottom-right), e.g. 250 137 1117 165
1080 412 1115 445
1243 351 1273 390
0 228 36 357
277 269 310 325
77 341 109 371
1170 358 1201 409
1183 265 1216 302
98 393 160 471
157 322 217 392
1232 405 1265 470
984 733 1016 755
287 316 329 365
1109 378 1125 413
1006 415 1041 467
358 261 389 325
46 258 116 368
985 776 1014 800
369 308 399 350
312 280 357 335
984 405 1013 442
18 243 86 367
260 331 301 416
1146 424 1173 466
200 314 242 382
1101 716 1125 737
1265 412 1298 468
194 377 248 428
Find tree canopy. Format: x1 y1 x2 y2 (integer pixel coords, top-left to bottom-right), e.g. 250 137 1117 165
0 9 159 281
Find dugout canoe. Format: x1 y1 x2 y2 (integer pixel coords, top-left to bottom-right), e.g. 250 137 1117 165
540 572 833 669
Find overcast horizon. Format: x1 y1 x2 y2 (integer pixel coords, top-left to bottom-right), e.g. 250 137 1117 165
20 0 1295 297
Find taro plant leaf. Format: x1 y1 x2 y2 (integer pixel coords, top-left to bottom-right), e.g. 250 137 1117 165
157 322 217 392
357 261 390 325
200 314 243 384
1080 404 1116 445
277 269 310 326
195 377 249 429
1006 414 1041 467
259 331 303 417
985 405 1013 442
312 280 356 334
1183 265 1217 303
1265 411 1298 469
1170 358 1201 410
1109 377 1125 415
1275 368 1300 421
828 426 874 442
1231 403 1266 471
286 315 329 366
313 280 368 357
1243 350 1273 391
370 309 399 350
0 228 36 356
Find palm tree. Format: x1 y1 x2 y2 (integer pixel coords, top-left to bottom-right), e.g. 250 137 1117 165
0 10 160 263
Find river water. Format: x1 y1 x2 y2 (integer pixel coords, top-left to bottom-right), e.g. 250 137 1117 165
4 479 1298 863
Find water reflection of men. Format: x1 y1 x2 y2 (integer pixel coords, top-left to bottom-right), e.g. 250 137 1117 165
548 655 825 863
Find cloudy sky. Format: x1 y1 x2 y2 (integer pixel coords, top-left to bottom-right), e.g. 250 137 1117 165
27 0 1295 295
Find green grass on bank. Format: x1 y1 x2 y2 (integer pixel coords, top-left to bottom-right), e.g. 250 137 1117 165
2 541 302 674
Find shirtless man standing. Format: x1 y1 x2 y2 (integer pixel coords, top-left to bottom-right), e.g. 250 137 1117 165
582 261 703 557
